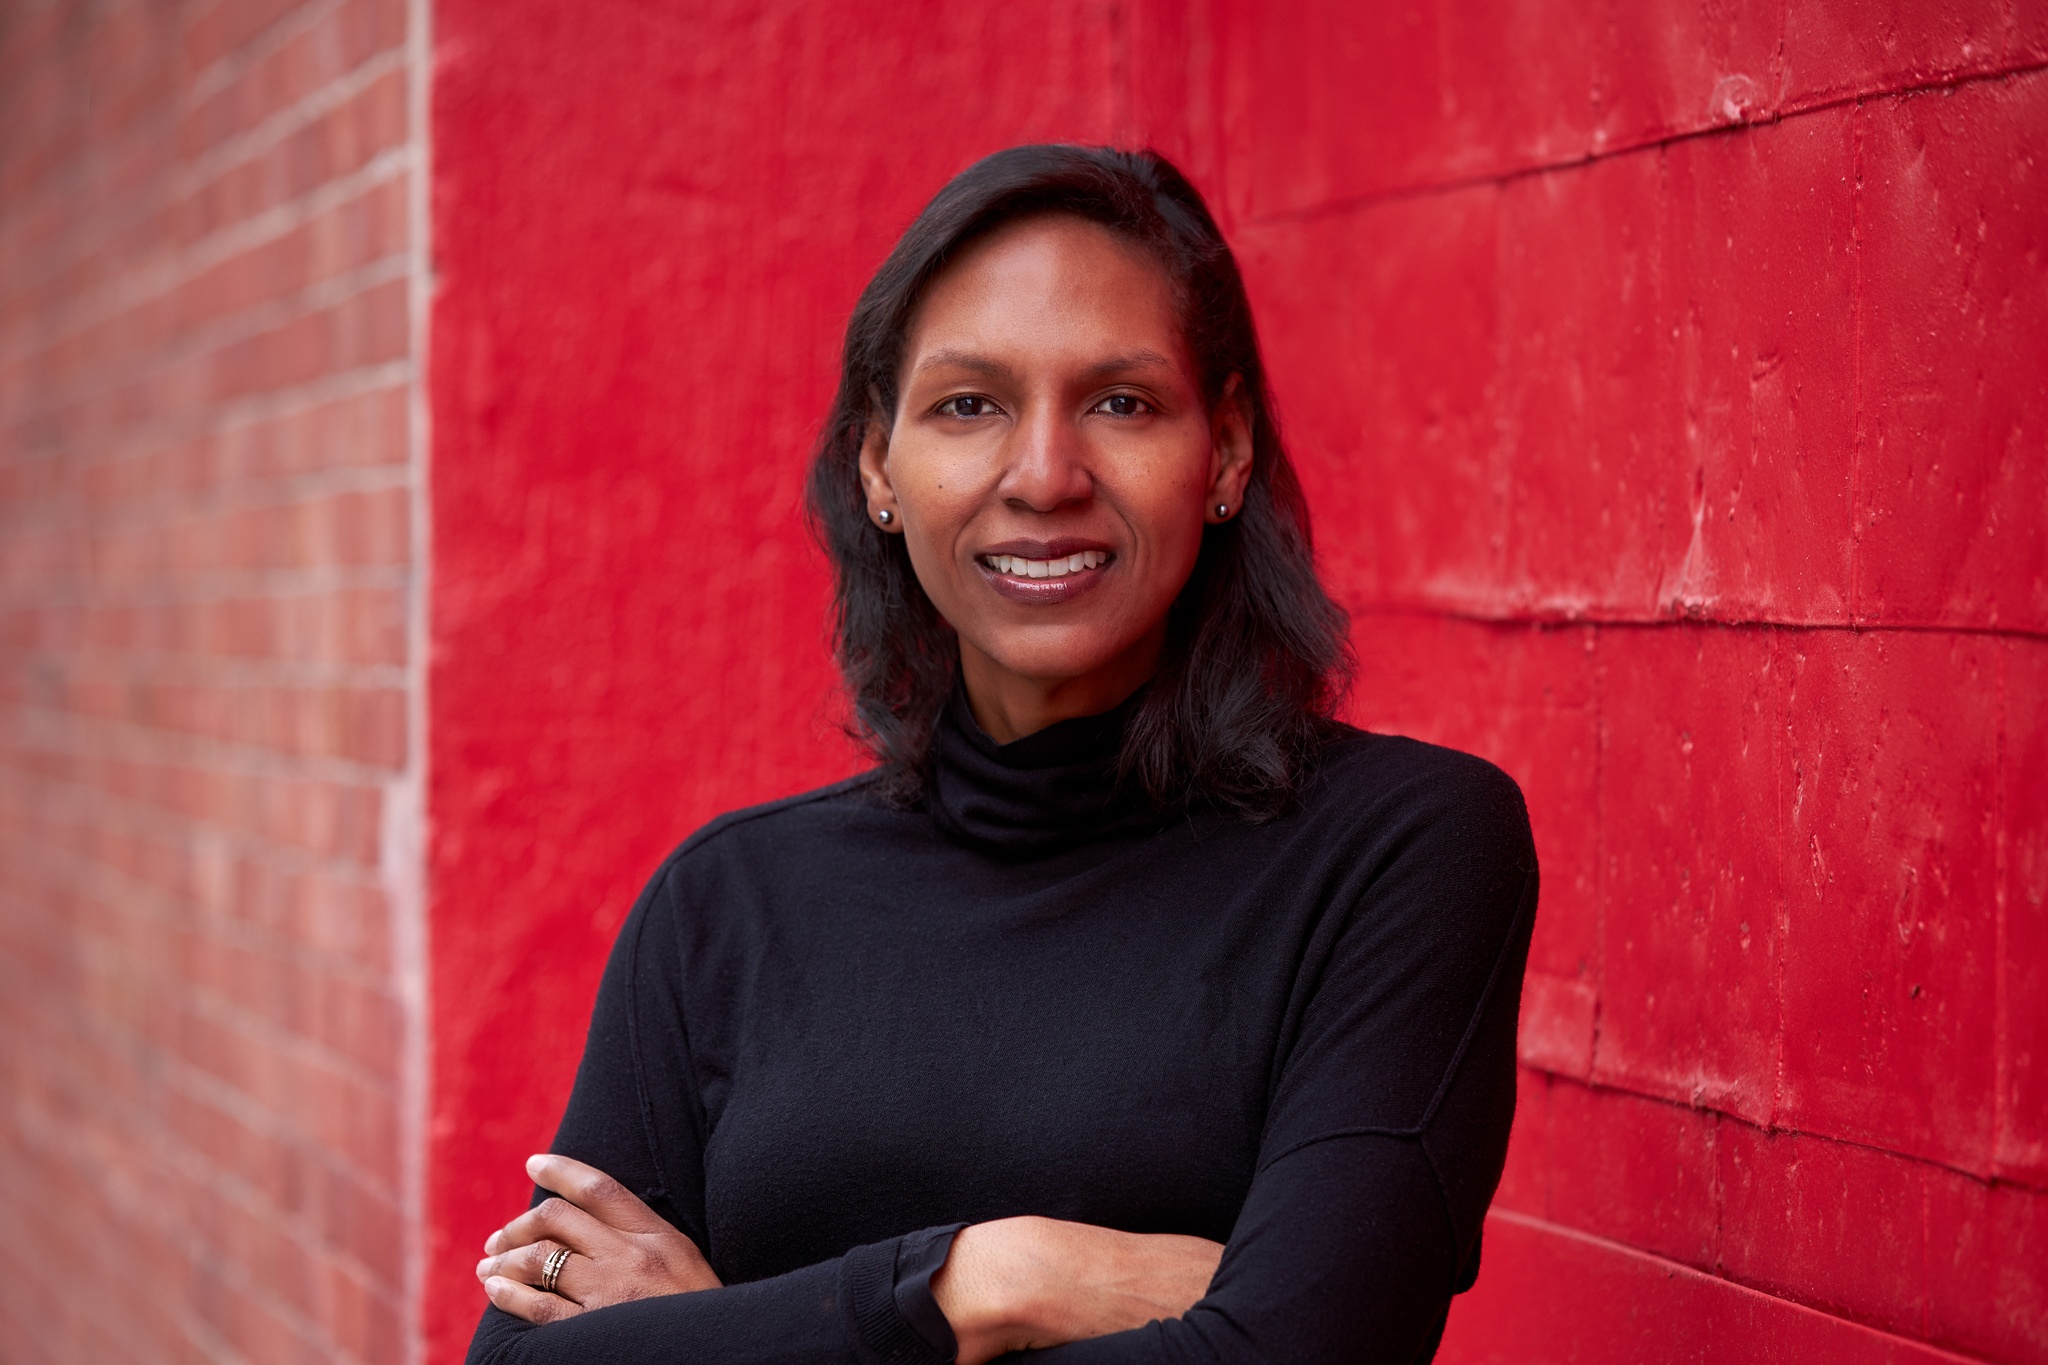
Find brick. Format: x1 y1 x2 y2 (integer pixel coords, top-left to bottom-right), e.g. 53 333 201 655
54 584 408 666
183 0 410 157
1595 625 1782 1122
75 383 410 502
1 1 419 1356
178 63 410 245
199 275 410 402
173 175 411 338
1778 630 2001 1168
185 0 327 81
1856 76 2048 631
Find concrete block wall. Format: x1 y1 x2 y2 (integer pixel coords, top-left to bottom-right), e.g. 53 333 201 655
0 1 427 1361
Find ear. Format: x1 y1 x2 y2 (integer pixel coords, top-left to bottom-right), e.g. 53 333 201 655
856 398 903 532
1204 374 1254 523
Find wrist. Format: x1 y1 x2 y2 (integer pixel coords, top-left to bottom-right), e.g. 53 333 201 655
932 1218 1053 1364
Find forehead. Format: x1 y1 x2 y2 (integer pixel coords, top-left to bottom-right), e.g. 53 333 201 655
903 215 1187 370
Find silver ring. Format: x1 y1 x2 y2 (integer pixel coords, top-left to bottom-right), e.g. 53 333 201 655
540 1245 572 1295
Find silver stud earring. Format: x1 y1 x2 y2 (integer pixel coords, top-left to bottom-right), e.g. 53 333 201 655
1215 503 1230 518
877 509 894 526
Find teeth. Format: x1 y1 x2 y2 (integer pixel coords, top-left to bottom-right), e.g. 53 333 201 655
985 550 1108 579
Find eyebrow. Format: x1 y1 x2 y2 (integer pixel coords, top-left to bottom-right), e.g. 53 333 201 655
910 347 1180 383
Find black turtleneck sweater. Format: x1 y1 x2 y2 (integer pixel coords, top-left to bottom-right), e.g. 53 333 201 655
467 692 1538 1364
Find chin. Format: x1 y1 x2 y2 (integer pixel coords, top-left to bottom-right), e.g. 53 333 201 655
978 633 1151 691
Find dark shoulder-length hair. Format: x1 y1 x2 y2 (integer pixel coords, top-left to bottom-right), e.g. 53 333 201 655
805 144 1350 819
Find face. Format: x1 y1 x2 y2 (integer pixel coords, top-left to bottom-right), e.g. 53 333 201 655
858 215 1253 740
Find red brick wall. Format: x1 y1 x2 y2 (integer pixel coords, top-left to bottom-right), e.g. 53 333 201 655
0 1 427 1362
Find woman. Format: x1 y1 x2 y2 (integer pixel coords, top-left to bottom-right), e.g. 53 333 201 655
467 145 1536 1365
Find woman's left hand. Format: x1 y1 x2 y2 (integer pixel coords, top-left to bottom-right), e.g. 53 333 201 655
476 1153 722 1323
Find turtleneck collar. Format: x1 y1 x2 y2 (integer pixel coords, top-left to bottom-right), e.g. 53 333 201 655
926 682 1166 856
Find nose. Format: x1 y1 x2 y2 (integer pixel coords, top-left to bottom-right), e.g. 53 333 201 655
995 405 1094 514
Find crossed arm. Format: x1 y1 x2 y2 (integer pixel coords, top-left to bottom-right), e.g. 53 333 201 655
477 1153 1225 1364
466 775 1536 1364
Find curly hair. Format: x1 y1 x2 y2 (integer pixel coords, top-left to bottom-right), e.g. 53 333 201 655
804 144 1350 819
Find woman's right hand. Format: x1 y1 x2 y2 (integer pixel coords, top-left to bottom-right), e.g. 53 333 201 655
932 1216 1224 1365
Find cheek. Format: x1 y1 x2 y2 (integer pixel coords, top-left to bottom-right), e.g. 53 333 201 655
1127 462 1211 579
889 459 979 602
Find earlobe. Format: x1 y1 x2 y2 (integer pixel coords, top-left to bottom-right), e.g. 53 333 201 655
1205 375 1254 523
857 418 902 532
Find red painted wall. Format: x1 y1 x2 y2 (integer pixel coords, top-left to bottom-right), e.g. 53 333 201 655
428 3 2048 1362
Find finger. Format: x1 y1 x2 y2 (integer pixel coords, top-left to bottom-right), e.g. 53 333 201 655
484 1274 582 1325
527 1153 667 1233
476 1239 587 1302
488 1195 608 1257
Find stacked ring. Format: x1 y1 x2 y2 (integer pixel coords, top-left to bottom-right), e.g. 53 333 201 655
540 1246 572 1295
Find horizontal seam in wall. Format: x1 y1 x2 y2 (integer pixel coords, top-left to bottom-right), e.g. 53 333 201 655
1481 1208 1998 1363
1249 56 2048 228
1514 1064 2047 1196
1346 604 2048 644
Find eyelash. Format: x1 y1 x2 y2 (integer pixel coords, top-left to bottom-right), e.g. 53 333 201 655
1094 393 1152 417
933 393 1154 419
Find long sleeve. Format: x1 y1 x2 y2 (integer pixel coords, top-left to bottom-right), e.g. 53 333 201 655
463 726 1536 1365
1027 757 1540 1363
464 854 960 1365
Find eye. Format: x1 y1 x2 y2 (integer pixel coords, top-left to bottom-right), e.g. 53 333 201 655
937 394 999 418
1094 393 1152 417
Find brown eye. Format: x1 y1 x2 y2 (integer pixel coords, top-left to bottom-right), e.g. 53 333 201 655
1097 394 1149 416
940 395 996 418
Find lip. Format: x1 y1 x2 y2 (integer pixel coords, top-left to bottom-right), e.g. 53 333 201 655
973 538 1118 607
978 537 1114 560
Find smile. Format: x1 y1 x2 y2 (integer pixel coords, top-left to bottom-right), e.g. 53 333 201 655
979 550 1110 579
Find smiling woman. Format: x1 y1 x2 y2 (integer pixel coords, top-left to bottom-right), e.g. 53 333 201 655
465 146 1538 1365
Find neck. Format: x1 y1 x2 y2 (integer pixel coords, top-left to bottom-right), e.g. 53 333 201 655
958 626 1165 743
